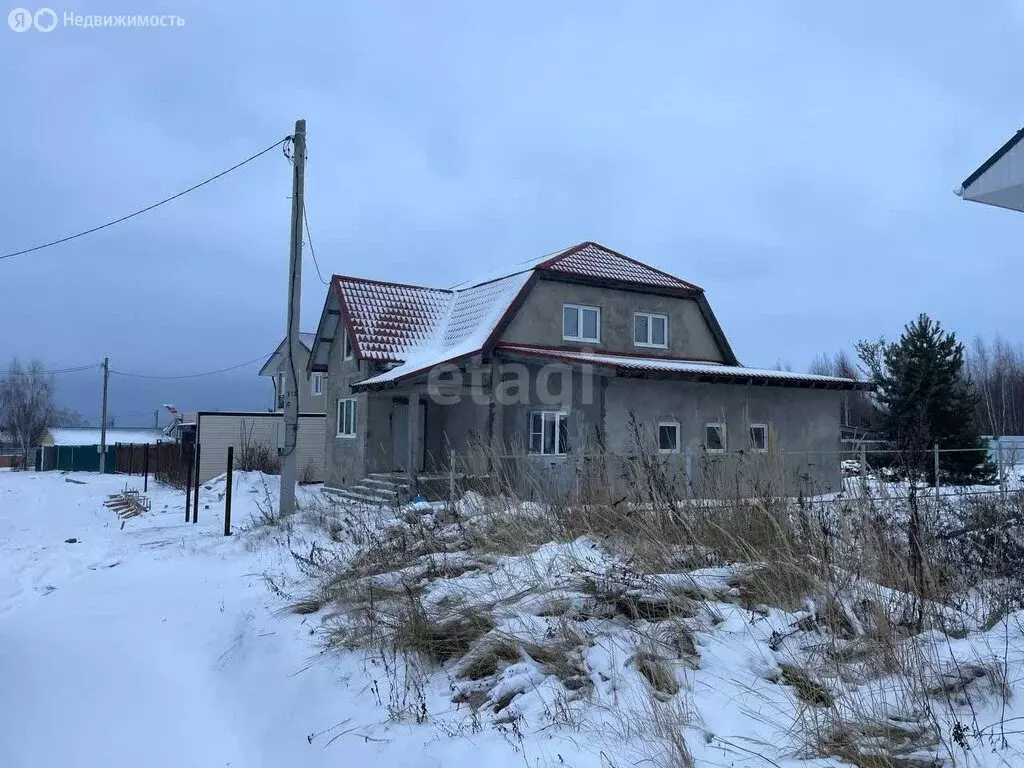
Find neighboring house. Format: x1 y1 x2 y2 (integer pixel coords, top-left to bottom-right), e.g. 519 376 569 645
308 241 869 499
259 332 327 413
958 126 1024 213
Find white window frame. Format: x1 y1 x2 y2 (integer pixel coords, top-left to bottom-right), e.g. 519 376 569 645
704 422 727 453
336 397 357 438
562 304 601 344
311 373 323 397
657 421 680 454
529 410 569 455
749 423 769 453
343 329 354 361
275 373 285 409
634 312 669 349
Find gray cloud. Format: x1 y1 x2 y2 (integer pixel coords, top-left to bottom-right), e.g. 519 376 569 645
2 0 1022 422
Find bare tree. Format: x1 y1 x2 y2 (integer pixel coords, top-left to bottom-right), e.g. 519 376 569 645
809 348 877 430
967 334 1024 436
0 359 55 469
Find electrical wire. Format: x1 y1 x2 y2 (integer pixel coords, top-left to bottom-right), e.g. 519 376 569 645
0 136 290 262
303 201 329 286
0 363 101 376
109 355 270 380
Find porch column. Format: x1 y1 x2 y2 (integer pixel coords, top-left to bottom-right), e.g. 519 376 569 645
407 392 420 487
489 361 504 470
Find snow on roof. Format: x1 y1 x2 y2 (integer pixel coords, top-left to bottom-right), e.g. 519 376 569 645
337 278 451 362
48 427 171 446
351 271 534 388
496 345 871 390
335 242 703 385
299 332 316 350
539 242 701 291
449 241 701 293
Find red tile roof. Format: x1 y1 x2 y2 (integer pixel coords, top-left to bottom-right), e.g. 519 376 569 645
330 241 706 378
538 242 701 291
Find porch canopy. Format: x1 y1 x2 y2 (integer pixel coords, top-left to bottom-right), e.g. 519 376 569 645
958 127 1024 212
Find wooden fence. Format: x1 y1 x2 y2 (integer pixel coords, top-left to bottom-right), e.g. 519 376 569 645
114 442 191 487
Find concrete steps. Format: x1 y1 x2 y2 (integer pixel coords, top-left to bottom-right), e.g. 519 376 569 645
327 472 412 507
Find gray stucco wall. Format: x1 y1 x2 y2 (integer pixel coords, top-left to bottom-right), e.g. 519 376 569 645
323 333 374 489
602 378 843 494
499 277 725 362
261 344 324 413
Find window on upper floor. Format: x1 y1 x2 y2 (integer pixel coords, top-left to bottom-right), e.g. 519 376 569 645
343 329 354 361
563 304 600 343
634 312 668 348
311 373 323 396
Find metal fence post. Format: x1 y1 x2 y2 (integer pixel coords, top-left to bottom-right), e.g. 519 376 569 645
193 442 201 524
185 446 193 523
859 442 868 500
224 446 234 536
934 443 940 506
143 445 149 493
449 449 456 508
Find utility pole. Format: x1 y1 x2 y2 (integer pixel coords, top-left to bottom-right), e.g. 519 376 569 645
279 118 306 516
99 357 109 473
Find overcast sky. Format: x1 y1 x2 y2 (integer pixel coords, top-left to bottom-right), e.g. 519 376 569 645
1 1 1022 425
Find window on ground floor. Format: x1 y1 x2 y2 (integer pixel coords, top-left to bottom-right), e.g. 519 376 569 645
336 397 357 437
658 421 679 453
704 422 726 453
749 423 768 452
530 411 569 455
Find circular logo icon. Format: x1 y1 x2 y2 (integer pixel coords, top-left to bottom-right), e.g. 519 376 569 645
8 7 33 31
33 7 57 32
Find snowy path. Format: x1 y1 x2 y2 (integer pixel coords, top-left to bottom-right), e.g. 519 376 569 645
0 471 598 768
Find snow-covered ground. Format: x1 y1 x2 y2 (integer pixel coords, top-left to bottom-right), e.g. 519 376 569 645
0 471 610 767
4 469 1024 768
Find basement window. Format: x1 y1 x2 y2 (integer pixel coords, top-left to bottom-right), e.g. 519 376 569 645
530 411 569 455
658 422 679 453
336 397 357 438
563 304 600 343
311 373 323 396
749 424 768 452
704 423 726 453
634 312 668 348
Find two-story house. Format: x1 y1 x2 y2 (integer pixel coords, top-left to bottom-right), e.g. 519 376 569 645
307 242 869 498
259 332 327 413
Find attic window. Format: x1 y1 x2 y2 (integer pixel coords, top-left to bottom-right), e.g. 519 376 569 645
343 329 354 361
563 305 600 343
634 312 668 348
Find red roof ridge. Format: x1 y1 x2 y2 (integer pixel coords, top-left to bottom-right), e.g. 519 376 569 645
331 273 452 294
538 241 703 292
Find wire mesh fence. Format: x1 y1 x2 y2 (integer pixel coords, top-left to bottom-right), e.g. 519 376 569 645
422 442 1023 508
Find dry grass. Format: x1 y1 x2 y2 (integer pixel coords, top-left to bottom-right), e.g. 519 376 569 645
276 433 1024 767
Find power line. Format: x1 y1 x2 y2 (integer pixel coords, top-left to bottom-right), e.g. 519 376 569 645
108 354 269 380
1 136 290 262
302 201 329 286
0 363 101 376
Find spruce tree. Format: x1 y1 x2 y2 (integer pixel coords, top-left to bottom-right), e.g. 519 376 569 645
864 314 995 485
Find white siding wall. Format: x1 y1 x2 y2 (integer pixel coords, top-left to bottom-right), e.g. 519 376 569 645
195 413 326 483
